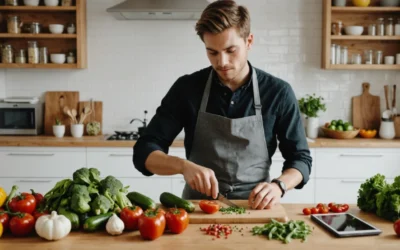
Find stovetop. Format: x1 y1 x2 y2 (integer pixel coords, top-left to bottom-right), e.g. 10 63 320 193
106 134 139 141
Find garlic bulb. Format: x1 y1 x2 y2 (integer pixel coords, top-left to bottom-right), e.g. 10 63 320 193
35 211 71 241
106 214 124 236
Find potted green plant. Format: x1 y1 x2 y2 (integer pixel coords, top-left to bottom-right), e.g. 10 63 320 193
298 94 327 139
53 118 65 138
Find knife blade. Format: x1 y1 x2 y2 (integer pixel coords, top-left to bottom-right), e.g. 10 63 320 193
217 193 239 208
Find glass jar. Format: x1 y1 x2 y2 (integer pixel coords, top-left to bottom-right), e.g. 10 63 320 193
39 47 48 64
67 51 75 64
2 44 13 64
377 18 385 36
335 45 341 64
5 0 18 6
352 54 362 64
15 49 26 64
375 50 383 64
29 22 41 34
364 50 374 64
386 17 394 36
7 16 22 34
67 23 76 34
62 0 73 6
395 18 400 35
368 24 376 36
331 44 336 65
340 46 348 64
28 41 39 64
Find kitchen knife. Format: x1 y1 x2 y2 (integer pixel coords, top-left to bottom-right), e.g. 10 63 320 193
217 193 239 208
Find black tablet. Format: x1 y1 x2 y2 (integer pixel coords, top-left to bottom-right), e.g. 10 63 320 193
310 213 382 237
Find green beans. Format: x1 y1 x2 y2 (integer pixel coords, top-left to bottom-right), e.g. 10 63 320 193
219 207 246 215
251 219 313 244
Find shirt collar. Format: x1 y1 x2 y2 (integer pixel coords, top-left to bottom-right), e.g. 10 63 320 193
212 62 253 92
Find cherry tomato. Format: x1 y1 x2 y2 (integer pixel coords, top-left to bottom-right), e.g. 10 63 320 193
302 208 311 215
9 213 35 237
311 207 319 214
138 208 166 240
0 208 10 232
8 193 36 214
394 219 400 236
328 202 335 208
165 208 189 234
316 203 325 209
120 205 143 231
199 200 220 214
342 204 349 212
319 206 330 214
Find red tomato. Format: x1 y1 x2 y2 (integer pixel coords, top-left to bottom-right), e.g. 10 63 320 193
302 208 311 215
8 193 36 214
394 219 400 236
341 204 349 212
0 208 10 232
311 207 319 214
328 202 335 208
30 189 44 208
199 200 220 214
9 213 35 237
165 208 189 234
119 206 143 231
319 206 330 214
138 209 166 240
33 209 49 220
316 203 324 209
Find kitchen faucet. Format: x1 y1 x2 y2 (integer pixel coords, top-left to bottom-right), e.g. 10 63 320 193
130 110 147 136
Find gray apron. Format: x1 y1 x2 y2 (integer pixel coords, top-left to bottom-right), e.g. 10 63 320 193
182 68 271 200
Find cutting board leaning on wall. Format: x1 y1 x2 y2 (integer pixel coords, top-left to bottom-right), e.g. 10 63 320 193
352 82 381 131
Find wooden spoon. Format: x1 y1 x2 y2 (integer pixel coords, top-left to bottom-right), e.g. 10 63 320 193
71 109 78 123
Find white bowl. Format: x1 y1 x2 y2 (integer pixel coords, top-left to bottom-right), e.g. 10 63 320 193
49 24 64 34
381 0 400 6
345 26 364 35
24 0 40 6
44 0 59 6
51 54 66 64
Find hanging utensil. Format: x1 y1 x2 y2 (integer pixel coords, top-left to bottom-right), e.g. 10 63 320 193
383 85 393 119
393 85 397 118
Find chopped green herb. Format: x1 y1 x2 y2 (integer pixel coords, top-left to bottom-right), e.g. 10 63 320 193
219 206 246 214
251 219 313 244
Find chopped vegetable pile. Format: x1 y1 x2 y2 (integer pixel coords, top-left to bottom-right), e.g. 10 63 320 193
251 219 312 244
219 206 246 215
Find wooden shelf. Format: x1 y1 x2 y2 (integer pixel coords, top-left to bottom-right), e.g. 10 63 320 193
0 34 77 39
0 63 78 69
332 7 400 13
331 35 400 40
328 64 400 70
0 6 76 12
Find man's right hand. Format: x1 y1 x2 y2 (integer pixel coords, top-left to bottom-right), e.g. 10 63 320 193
181 160 219 199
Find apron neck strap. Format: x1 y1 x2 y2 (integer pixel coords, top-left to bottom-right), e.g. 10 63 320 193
200 67 262 115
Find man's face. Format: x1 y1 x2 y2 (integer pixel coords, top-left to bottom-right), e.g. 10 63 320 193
203 27 253 83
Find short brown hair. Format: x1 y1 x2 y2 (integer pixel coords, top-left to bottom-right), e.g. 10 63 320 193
195 0 251 41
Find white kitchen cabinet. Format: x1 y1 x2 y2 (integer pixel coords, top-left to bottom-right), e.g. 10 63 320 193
119 178 172 202
0 177 64 194
0 147 86 178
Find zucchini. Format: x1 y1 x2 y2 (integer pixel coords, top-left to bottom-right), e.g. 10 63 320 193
58 207 80 230
127 191 157 210
83 212 113 232
159 192 195 213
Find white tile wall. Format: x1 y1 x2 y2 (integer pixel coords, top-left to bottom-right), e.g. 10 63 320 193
3 0 400 134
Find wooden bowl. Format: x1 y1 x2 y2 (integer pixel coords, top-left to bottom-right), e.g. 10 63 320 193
321 126 360 139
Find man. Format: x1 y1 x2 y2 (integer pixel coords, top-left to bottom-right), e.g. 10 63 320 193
133 0 312 210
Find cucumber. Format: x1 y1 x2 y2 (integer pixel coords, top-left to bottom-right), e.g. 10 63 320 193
159 192 195 213
83 212 113 232
127 191 157 210
58 207 80 230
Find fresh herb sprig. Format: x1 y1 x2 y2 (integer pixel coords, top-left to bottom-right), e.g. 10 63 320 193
219 206 246 215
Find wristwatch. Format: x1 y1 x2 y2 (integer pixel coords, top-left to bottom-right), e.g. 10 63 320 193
271 179 287 198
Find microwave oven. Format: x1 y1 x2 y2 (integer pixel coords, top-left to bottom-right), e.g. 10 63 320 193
0 102 44 135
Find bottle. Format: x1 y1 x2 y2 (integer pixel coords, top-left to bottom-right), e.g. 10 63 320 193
28 41 39 64
340 46 348 64
67 51 75 64
335 45 341 65
386 17 394 36
377 18 385 36
331 44 336 65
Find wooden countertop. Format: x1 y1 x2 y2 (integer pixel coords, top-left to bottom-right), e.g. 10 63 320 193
0 135 400 148
0 204 398 250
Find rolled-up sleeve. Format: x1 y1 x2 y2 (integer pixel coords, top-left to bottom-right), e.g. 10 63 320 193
276 85 312 189
133 77 186 176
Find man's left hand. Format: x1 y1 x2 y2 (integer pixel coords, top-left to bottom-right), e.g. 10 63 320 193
248 182 282 210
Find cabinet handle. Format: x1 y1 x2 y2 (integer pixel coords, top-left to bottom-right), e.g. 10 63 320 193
109 154 132 157
339 154 383 158
340 180 364 184
16 180 52 183
7 153 55 157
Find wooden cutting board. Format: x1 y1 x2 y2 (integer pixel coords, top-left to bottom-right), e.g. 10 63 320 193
44 91 79 136
352 82 381 130
186 200 289 224
78 101 103 135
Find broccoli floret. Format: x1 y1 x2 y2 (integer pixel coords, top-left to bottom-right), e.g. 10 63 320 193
89 168 101 184
91 194 112 215
357 174 387 213
70 184 91 214
100 176 131 211
73 168 92 186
